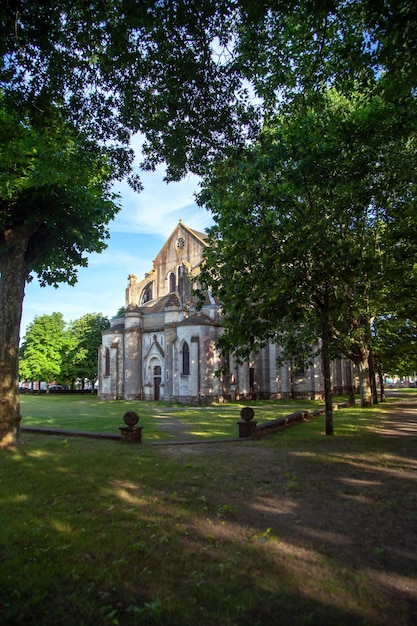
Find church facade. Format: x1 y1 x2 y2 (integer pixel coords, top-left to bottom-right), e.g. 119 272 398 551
98 221 356 402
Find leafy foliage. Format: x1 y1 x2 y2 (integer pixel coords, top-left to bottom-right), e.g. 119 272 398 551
0 0 251 181
0 98 120 444
197 87 417 414
373 316 417 378
3 1 415 182
66 313 110 387
0 97 121 286
19 312 110 388
19 313 69 385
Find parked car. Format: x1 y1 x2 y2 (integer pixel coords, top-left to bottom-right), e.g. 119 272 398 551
48 385 65 391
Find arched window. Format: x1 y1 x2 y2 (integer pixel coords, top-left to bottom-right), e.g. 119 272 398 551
104 348 110 377
169 272 176 292
154 365 161 376
182 342 190 375
141 281 154 303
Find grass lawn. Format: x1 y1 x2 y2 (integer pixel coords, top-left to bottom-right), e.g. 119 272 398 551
1 392 416 625
18 394 333 442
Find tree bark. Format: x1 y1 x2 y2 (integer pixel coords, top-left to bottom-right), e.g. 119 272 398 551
345 359 355 405
0 226 30 447
377 366 386 402
321 286 333 435
369 350 378 404
356 349 373 407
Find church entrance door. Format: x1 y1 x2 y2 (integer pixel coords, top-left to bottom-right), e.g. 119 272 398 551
153 365 162 400
249 367 256 400
154 377 161 400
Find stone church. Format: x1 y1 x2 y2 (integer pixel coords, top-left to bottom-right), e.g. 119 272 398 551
98 221 355 402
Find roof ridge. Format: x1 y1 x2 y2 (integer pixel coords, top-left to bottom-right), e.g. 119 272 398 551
179 220 207 244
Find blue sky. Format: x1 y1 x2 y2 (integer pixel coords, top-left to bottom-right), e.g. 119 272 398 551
20 151 214 339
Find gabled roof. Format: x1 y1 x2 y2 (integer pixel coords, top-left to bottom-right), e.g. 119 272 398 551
178 219 208 245
145 220 207 275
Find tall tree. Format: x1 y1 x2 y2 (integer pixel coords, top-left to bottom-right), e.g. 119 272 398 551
19 313 68 387
66 313 110 390
197 87 417 431
0 100 119 446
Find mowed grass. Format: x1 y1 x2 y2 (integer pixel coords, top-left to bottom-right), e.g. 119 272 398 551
1 392 416 625
18 394 332 442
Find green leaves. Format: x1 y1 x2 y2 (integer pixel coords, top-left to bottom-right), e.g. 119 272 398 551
1 1 416 183
373 315 417 378
198 83 417 404
19 312 109 387
66 313 110 385
19 313 68 384
0 96 120 285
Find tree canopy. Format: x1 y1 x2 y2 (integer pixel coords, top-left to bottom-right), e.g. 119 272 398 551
373 316 417 382
0 97 120 285
19 313 69 386
1 1 416 445
2 1 415 179
0 100 119 445
19 312 109 390
66 313 110 389
197 85 417 430
0 0 249 181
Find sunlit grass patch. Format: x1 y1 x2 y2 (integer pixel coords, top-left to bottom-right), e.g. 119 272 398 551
2 411 416 626
19 392 415 445
20 395 328 442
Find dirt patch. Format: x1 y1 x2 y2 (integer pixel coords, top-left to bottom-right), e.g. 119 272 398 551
160 394 417 625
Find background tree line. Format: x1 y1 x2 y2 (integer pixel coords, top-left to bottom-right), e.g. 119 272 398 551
19 313 109 392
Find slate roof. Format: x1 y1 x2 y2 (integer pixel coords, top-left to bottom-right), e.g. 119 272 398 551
140 293 180 314
177 311 221 327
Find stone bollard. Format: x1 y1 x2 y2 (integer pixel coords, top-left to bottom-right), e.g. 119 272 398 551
237 406 258 438
119 410 143 443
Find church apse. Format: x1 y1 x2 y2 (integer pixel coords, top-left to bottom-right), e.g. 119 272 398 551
98 221 358 402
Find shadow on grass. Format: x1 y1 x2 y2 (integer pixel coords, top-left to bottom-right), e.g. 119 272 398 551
1 397 417 626
19 395 331 442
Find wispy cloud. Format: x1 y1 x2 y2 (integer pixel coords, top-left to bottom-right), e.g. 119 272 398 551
110 134 212 237
111 167 210 237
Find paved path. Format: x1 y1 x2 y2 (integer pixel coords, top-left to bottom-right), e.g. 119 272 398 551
375 392 417 438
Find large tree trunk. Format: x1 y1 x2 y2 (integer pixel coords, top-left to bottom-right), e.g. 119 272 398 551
356 348 373 407
369 350 378 404
345 359 355 405
321 286 333 435
0 227 30 447
377 366 386 402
